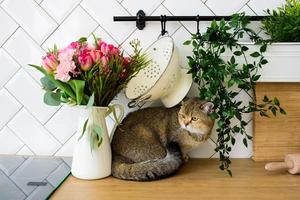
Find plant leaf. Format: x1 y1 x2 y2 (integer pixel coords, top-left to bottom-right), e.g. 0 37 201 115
183 40 191 45
40 76 56 91
263 96 269 102
228 79 235 88
280 108 287 115
274 97 280 106
241 46 249 51
92 33 98 47
227 169 232 177
260 44 267 52
86 93 95 108
93 124 102 147
29 64 76 100
250 52 260 57
233 51 242 56
78 119 88 141
243 138 248 147
69 80 85 105
44 91 61 106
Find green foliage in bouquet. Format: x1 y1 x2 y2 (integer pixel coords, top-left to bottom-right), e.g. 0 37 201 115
29 36 149 107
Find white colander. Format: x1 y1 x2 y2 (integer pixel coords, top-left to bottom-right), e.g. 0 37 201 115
125 36 192 108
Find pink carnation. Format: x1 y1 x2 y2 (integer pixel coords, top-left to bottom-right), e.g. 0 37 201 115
55 47 77 82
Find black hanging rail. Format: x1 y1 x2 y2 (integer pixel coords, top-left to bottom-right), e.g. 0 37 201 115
113 10 266 30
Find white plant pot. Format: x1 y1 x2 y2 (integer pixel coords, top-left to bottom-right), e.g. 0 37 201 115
71 105 124 180
235 42 300 82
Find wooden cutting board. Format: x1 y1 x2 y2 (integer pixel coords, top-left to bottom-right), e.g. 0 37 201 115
253 83 300 161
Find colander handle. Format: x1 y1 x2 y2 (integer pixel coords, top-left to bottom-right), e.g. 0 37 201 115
128 95 151 108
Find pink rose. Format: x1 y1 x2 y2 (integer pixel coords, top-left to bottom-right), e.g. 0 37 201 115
108 44 119 55
78 48 93 71
42 53 58 73
89 49 102 63
98 42 119 55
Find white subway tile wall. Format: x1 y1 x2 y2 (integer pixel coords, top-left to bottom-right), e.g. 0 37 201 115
0 0 286 157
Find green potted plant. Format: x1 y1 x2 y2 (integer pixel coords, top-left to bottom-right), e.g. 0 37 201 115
253 0 300 82
184 13 287 175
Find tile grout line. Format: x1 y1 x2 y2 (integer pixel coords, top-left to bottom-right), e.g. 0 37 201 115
4 87 63 147
2 46 44 88
161 5 191 35
40 0 85 47
236 0 251 13
52 131 76 156
117 0 133 16
116 1 139 46
0 3 53 47
42 104 63 127
0 24 19 48
246 2 259 16
2 161 29 198
202 0 217 16
15 144 27 155
0 5 23 31
5 156 28 176
0 85 23 120
35 1 60 25
6 125 36 156
79 3 120 45
9 158 38 197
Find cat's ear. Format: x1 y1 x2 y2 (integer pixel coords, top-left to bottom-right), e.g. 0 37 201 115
201 102 214 114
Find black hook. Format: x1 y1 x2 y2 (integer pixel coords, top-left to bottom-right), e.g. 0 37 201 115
160 15 167 36
196 15 200 36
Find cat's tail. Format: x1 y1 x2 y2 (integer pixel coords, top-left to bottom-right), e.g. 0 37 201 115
112 143 183 181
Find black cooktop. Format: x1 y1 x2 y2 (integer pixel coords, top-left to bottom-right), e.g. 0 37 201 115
0 155 71 200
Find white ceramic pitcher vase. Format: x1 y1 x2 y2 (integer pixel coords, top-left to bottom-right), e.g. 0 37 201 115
71 105 124 180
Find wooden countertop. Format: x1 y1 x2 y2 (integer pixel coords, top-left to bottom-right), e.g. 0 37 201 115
51 159 300 200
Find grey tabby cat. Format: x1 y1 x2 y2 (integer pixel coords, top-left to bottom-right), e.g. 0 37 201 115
111 97 214 181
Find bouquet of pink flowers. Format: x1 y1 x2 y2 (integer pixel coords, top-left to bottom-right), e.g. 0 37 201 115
30 36 149 107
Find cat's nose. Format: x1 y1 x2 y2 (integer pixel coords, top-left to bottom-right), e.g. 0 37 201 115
184 120 190 127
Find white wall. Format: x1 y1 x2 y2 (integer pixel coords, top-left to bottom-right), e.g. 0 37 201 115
0 0 285 157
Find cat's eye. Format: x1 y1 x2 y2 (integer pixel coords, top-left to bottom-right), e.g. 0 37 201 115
192 117 198 121
180 114 185 119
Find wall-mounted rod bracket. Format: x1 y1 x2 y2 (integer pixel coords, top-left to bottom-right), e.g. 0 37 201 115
113 10 267 30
